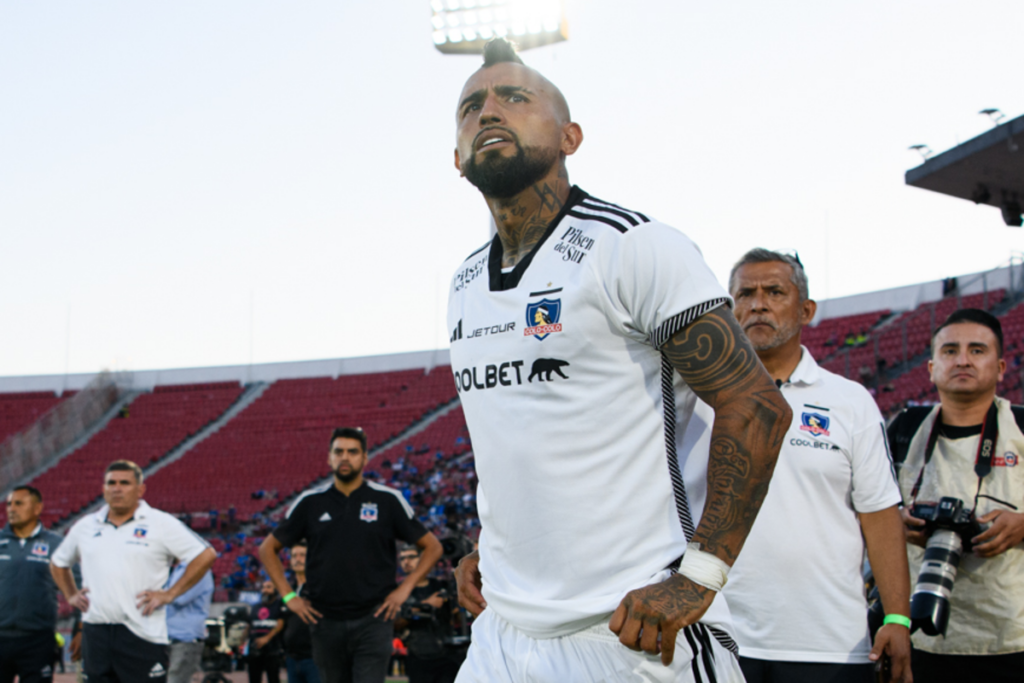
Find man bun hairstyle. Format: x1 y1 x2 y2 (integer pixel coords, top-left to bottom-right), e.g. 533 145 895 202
481 37 524 67
729 248 809 302
105 459 144 484
932 308 1004 357
329 426 367 453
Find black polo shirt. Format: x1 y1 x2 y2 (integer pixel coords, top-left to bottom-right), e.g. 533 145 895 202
273 481 427 620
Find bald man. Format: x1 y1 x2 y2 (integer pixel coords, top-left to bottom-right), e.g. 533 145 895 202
447 38 790 683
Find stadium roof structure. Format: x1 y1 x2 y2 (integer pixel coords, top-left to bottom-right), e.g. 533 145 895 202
905 113 1024 226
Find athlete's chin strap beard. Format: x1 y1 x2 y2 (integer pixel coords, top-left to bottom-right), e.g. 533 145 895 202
334 469 361 485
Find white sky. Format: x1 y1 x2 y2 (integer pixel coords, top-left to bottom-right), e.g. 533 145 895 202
2 0 1022 377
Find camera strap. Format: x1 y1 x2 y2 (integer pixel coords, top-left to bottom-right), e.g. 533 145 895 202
910 401 998 504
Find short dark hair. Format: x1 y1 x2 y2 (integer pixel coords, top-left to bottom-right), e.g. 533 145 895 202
105 460 144 484
398 544 420 557
481 37 523 68
291 540 307 550
729 248 809 302
329 427 367 453
11 485 42 503
932 308 1004 357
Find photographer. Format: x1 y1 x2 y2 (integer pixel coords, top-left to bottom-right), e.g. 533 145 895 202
889 309 1024 682
396 547 459 683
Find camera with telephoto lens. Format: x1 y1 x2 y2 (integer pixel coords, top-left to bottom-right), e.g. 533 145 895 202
908 497 987 637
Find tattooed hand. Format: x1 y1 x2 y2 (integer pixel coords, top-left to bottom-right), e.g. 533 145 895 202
608 574 714 666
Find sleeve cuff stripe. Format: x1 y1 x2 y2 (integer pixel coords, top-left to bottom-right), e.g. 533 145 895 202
650 298 730 349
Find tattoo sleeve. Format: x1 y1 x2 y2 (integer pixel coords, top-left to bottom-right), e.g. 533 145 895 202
661 306 792 564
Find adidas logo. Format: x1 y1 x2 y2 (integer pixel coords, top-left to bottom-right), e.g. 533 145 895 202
149 663 165 678
319 512 332 522
450 319 463 342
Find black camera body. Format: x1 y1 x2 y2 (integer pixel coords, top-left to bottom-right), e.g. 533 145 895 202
908 496 989 637
909 496 984 552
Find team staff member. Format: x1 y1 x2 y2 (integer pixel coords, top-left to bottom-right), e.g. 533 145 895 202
164 562 214 683
280 542 320 683
50 460 216 683
0 486 64 683
889 309 1024 682
448 39 790 683
259 427 443 683
722 249 911 683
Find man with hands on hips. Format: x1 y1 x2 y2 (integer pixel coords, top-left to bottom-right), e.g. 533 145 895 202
50 460 216 683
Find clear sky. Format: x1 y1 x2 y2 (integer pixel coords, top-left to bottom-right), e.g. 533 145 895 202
2 0 1022 377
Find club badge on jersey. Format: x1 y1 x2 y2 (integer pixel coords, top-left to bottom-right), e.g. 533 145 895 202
133 527 148 538
800 412 831 437
359 502 379 523
524 298 563 340
31 541 49 556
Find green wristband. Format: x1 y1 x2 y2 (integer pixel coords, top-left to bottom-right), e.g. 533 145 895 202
282 592 297 604
883 614 911 629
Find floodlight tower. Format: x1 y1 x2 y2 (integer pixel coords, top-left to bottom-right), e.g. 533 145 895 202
431 0 568 55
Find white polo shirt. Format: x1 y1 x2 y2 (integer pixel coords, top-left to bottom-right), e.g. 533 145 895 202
51 499 210 644
723 349 901 663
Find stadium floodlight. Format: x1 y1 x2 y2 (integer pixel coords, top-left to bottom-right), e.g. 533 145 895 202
980 108 1006 127
432 0 567 54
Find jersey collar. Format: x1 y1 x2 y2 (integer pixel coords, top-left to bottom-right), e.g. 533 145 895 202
96 499 152 525
1 522 43 539
487 185 587 292
785 346 821 386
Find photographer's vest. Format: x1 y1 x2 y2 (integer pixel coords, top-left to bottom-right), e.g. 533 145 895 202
893 397 1024 655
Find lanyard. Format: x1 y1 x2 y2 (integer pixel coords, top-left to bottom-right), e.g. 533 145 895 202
909 402 998 513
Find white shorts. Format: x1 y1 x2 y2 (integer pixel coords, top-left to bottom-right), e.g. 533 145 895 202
455 609 745 683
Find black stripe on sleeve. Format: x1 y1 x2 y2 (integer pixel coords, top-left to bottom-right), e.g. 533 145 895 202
650 298 730 350
566 210 628 233
578 201 640 227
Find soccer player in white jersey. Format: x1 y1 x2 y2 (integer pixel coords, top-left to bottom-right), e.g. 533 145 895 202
722 250 912 683
446 38 792 683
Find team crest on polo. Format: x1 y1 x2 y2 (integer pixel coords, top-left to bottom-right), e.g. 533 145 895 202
359 502 379 523
799 412 831 437
31 541 49 556
133 527 148 538
524 298 563 340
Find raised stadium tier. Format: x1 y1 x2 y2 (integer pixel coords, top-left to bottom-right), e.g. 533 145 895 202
142 368 457 520
27 382 245 526
0 390 69 444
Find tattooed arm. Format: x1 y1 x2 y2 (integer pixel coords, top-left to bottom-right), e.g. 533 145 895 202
609 305 791 665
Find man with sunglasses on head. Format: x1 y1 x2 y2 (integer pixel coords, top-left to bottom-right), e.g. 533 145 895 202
50 460 216 683
889 309 1024 682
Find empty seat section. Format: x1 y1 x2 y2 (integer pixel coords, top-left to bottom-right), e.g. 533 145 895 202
28 383 244 526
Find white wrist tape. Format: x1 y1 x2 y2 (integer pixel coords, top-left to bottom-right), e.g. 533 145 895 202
677 542 730 592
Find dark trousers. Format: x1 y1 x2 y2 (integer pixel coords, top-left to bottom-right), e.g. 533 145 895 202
739 657 875 683
82 623 169 683
286 656 322 683
0 631 55 683
911 648 1024 683
248 652 282 683
309 615 392 683
405 653 460 683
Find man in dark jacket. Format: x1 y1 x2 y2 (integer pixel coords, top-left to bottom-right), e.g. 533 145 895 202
0 486 64 683
281 542 319 683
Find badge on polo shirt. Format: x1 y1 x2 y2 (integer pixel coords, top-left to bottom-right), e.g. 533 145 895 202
133 528 148 538
359 502 379 523
31 541 49 557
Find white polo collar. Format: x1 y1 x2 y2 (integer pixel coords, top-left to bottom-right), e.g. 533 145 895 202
95 499 152 525
785 346 821 387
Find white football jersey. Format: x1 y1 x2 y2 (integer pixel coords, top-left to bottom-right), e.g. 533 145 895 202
447 187 734 640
